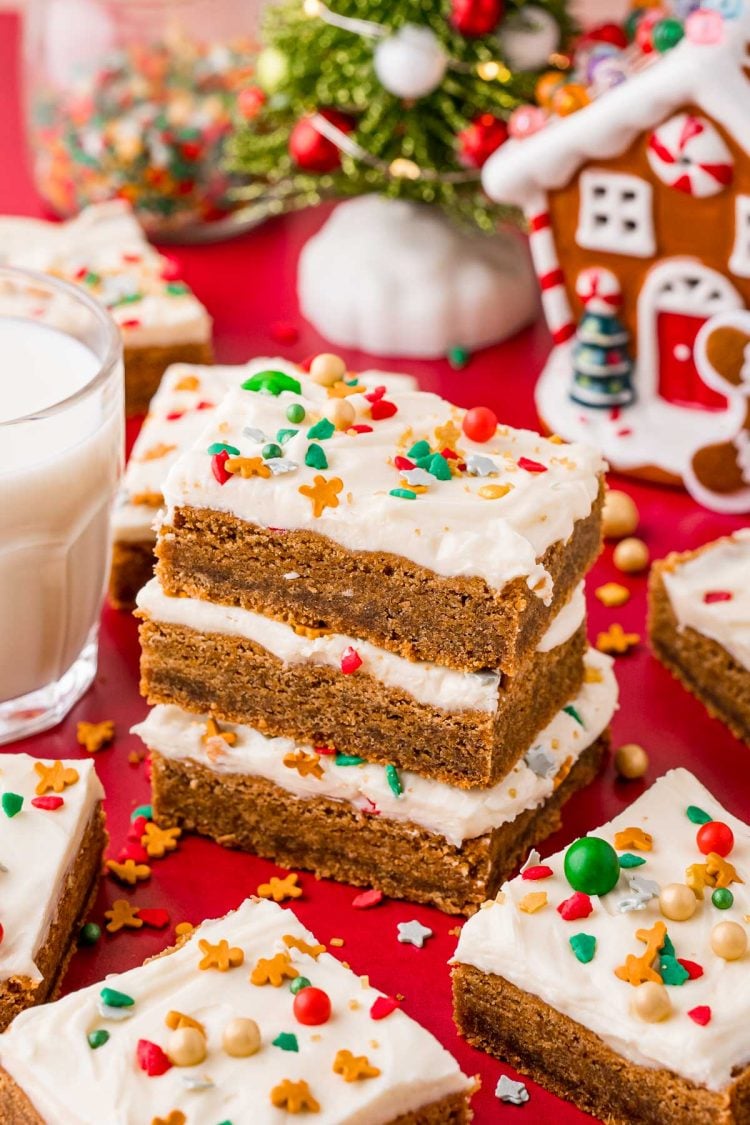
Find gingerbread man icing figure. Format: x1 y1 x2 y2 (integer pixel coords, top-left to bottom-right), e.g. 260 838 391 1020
685 311 750 514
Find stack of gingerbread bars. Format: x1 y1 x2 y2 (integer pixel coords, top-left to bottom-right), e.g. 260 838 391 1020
134 353 616 913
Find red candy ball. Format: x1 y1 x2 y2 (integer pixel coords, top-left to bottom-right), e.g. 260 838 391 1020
462 406 498 443
697 821 734 858
458 114 509 169
289 109 354 173
293 986 331 1025
585 22 628 49
450 0 504 37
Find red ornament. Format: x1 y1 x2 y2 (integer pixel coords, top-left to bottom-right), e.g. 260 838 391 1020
237 85 266 120
696 821 734 857
450 0 504 37
289 109 355 173
340 646 363 675
634 11 661 54
136 1039 172 1076
458 114 509 168
293 986 331 1025
462 406 498 443
557 892 593 921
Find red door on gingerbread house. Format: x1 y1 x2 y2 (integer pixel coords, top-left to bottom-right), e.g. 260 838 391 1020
637 259 743 411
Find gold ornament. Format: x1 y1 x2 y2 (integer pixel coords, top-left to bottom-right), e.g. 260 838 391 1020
309 353 347 386
613 537 650 574
602 490 639 539
632 981 672 1023
711 921 747 961
223 1017 261 1057
166 1026 207 1067
658 883 697 922
327 399 356 430
614 743 649 780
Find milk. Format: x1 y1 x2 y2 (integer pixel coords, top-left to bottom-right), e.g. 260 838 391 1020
0 317 123 707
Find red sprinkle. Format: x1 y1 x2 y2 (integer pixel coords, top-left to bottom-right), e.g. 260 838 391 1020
441 447 459 460
350 424 373 434
212 450 231 486
370 996 399 1020
688 1005 712 1026
138 908 170 929
196 400 214 411
394 456 415 471
521 865 553 881
165 411 185 422
270 320 300 344
136 1039 172 1076
120 319 142 329
122 252 142 264
299 355 315 372
352 889 384 909
678 959 704 980
557 892 593 921
518 457 548 473
118 842 149 864
0 924 4 945
340 646 363 675
160 257 181 281
31 796 64 811
370 399 398 421
364 386 386 403
704 590 733 604
74 266 88 280
128 815 149 841
315 745 337 756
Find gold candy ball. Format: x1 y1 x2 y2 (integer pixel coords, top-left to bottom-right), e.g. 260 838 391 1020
659 883 697 922
632 981 672 1023
222 1016 261 1058
614 743 649 780
602 490 639 540
327 399 355 430
711 921 748 961
167 1026 207 1067
309 353 347 386
613 537 649 574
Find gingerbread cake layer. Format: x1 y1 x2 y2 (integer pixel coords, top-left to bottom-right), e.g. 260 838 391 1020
157 372 604 672
122 340 214 417
0 899 473 1122
453 768 750 1119
138 577 587 788
649 531 750 745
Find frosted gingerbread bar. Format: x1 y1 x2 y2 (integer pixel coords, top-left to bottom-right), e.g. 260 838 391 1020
0 898 473 1123
135 650 615 913
110 359 419 609
453 768 750 1124
0 201 212 416
649 530 750 746
0 755 105 1030
138 576 587 788
156 358 605 673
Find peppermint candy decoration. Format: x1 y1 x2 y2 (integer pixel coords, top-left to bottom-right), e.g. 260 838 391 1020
575 267 621 314
647 113 733 197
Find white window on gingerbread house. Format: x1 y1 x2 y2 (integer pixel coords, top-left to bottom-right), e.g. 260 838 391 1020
576 170 655 258
729 195 750 277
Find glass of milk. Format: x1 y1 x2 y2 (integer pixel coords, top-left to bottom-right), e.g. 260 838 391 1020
0 266 124 744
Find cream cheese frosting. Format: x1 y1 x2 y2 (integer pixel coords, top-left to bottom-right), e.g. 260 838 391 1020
0 898 471 1125
136 577 586 714
0 201 211 351
454 767 750 1093
661 530 750 672
133 649 616 847
160 369 604 599
115 359 419 543
0 755 103 983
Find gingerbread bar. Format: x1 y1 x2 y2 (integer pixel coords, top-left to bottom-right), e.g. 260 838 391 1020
0 201 212 415
156 362 605 673
453 768 750 1124
0 898 473 1122
138 576 587 788
134 649 615 913
0 755 105 1030
110 359 419 609
649 530 750 745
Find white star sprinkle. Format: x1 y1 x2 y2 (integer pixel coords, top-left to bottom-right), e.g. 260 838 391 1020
396 919 433 949
496 1075 530 1105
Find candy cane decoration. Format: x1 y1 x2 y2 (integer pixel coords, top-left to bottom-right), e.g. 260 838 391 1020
575 267 622 315
646 113 733 198
526 193 575 345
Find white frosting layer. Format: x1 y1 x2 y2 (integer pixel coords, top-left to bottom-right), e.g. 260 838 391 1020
115 359 419 542
0 755 103 983
455 768 750 1093
0 201 211 351
160 370 604 598
0 899 471 1125
136 577 586 714
133 650 616 847
662 530 750 672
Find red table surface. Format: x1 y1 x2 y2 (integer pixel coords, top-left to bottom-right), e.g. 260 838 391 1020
2 13 748 1123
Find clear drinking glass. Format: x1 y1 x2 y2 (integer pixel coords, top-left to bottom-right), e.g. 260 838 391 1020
0 267 124 744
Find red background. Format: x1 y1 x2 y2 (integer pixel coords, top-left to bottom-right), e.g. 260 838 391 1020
1 14 747 1122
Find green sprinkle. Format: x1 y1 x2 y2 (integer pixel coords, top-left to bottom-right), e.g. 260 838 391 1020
100 987 134 1009
447 345 470 369
414 456 433 470
408 440 431 459
110 292 143 308
427 452 452 481
563 705 584 727
712 887 734 910
389 488 417 500
1 793 23 818
242 370 301 397
335 753 365 766
79 922 102 946
307 417 335 440
569 933 596 964
87 1029 109 1049
130 804 152 822
262 443 283 460
83 271 100 287
661 933 676 958
385 764 402 797
686 805 712 825
276 428 298 445
305 443 328 470
207 442 240 456
272 1032 299 1052
618 853 646 869
287 403 306 424
289 976 311 994
166 281 189 295
659 955 689 987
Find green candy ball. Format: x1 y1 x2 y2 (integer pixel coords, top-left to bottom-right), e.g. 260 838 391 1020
564 836 620 896
287 403 305 424
290 975 311 995
712 887 734 910
652 18 684 54
257 46 288 93
262 442 283 460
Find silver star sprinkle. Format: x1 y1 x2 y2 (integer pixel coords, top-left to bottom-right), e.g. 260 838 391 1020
97 1002 135 1021
520 849 542 873
496 1075 530 1105
618 875 660 913
396 919 433 949
182 1073 215 1092
402 468 434 487
242 426 267 443
524 746 556 778
267 458 299 476
467 453 499 477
